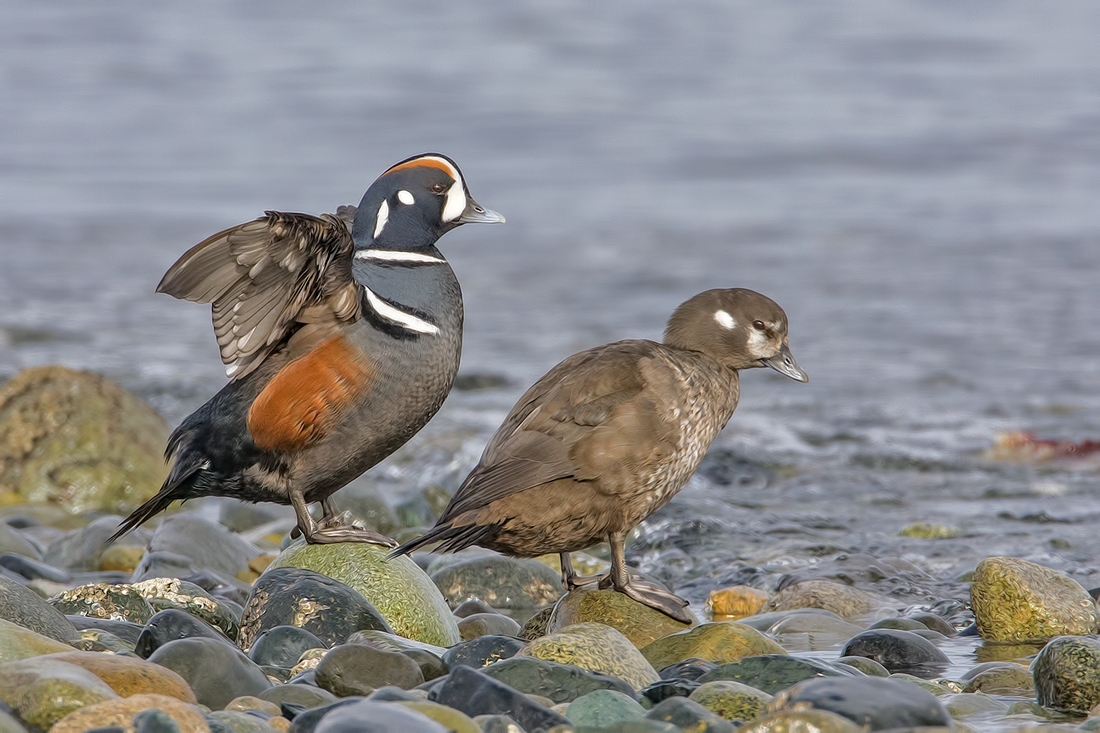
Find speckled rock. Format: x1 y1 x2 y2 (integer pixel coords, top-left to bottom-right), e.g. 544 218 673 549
567 689 646 727
519 622 659 689
147 636 271 709
520 606 553 640
706 586 770 621
238 567 390 651
840 629 950 678
265 541 459 646
761 580 886 619
433 664 571 732
0 617 74 662
970 556 1097 642
34 649 196 702
49 582 156 624
766 676 951 728
315 643 424 696
641 622 787 671
149 514 263 582
690 680 773 721
481 655 637 703
1032 635 1100 713
697 655 854 695
396 700 480 733
0 365 170 515
736 709 863 733
430 555 562 612
961 662 1034 695
443 634 525 669
49 693 209 733
131 577 240 640
548 589 696 648
44 515 150 573
457 612 522 641
645 696 737 732
0 657 120 729
0 572 80 642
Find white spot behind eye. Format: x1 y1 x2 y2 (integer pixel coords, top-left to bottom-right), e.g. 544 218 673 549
397 190 415 205
373 200 389 239
441 179 467 223
714 310 736 330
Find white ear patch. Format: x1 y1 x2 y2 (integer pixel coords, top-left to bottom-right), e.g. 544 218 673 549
397 190 415 205
441 179 467 223
714 310 736 330
373 199 389 239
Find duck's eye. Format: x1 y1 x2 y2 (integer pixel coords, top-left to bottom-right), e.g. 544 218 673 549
753 320 766 331
430 183 447 194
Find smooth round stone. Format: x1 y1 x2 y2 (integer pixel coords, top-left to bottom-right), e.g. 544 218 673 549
432 664 570 732
0 572 80 642
641 622 787 671
130 577 240 640
481 655 636 703
906 612 957 637
265 542 460 646
520 622 660 689
67 615 143 645
1033 634 1100 713
833 655 889 677
256 682 338 710
135 608 230 658
658 658 717 681
49 693 209 733
0 616 74 663
313 700 447 733
761 580 886 619
147 637 271 710
0 522 41 559
567 689 646 727
130 551 198 583
315 643 424 697
870 617 926 632
689 680 772 721
962 662 1034 695
547 589 695 648
768 676 951 728
639 678 701 706
34 649 196 701
49 582 155 624
768 613 865 651
443 634 525 670
429 555 563 612
395 700 479 733
76 627 134 654
225 695 282 716
147 514 262 582
343 630 447 657
941 691 1010 719
737 709 862 733
457 613 521 641
0 658 120 729
452 599 499 618
706 586 770 621
970 556 1096 642
43 516 148 573
207 709 277 732
238 567 390 651
402 649 448 682
249 625 327 669
840 629 949 678
697 654 854 695
645 696 736 732
0 551 70 582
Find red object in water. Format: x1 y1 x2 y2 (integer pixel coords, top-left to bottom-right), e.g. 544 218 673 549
987 431 1100 462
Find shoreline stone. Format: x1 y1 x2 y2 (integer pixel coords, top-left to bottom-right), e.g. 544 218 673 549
970 556 1097 642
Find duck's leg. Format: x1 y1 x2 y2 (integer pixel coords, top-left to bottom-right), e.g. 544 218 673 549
605 531 691 623
289 490 396 547
560 552 604 591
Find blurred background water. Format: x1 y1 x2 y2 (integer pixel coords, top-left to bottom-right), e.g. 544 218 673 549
2 1 1100 609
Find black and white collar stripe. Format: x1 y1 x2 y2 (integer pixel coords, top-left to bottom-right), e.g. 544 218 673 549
362 286 440 335
355 249 447 265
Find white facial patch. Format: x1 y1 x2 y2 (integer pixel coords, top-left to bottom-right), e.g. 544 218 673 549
714 310 736 330
441 178 467 223
746 327 771 358
355 249 446 265
373 199 389 239
397 190 415 205
363 286 440 335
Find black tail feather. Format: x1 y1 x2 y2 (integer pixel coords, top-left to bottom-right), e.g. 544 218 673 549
389 521 500 560
107 458 203 544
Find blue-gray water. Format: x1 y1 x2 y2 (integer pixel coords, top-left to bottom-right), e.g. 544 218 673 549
3 1 1100 697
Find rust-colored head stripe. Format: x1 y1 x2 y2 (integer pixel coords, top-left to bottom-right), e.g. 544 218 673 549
384 155 461 181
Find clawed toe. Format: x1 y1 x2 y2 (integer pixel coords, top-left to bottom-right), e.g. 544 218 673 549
619 581 692 624
299 518 397 548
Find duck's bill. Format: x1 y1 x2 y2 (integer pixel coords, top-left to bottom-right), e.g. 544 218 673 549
458 198 505 224
762 343 808 382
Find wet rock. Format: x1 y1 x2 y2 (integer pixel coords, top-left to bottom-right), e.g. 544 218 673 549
0 522 40 559
641 622 787 671
1 552 69 584
430 555 562 612
265 541 459 646
869 617 925 632
44 515 150 573
841 629 949 678
961 662 1034 695
99 543 146 573
0 616 74 662
226 695 281 717
762 579 886 619
766 676 951 728
706 586 769 621
547 588 695 648
149 514 263 582
833 655 889 677
403 648 449 682
0 657 119 729
567 689 646 727
452 598 499 618
639 678 702 705
519 621 659 689
249 625 328 669
433 664 571 731
312 699 447 733
481 655 637 703
131 577 240 640
0 572 80 642
970 556 1097 642
457 613 522 641
0 365 170 515
135 607 230 658
898 523 959 539
395 700 479 733
697 655 854 695
257 681 338 709
737 709 863 733
1032 634 1100 713
49 582 156 624
49 693 209 733
148 636 271 709
443 634 525 669
36 649 196 701
768 611 864 651
76 627 136 654
130 550 198 582
889 672 956 696
645 696 735 732
658 658 717 680
207 709 277 732
520 606 553 640
906 612 956 636
315 643 424 697
941 691 1009 719
690 679 773 720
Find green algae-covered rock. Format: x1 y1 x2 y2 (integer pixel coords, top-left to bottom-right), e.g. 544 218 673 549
521 606 554 640
0 573 80 643
698 655 853 695
548 589 695 648
970 556 1097 642
567 689 646 727
396 700 480 733
0 365 170 514
898 523 959 539
0 617 74 663
265 540 460 646
482 655 638 703
737 709 863 733
519 622 659 689
430 555 563 612
690 680 773 721
641 622 787 671
0 657 120 729
131 577 240 640
48 582 155 624
962 662 1034 695
761 580 886 619
1032 635 1100 713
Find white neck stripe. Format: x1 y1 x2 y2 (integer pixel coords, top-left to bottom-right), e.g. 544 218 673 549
363 286 440 335
355 249 446 265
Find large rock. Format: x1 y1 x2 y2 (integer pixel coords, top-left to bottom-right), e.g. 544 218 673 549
315 643 425 696
147 636 271 709
457 612 522 641
443 635 526 670
148 514 263 581
0 657 120 729
0 617 74 663
840 629 950 678
1032 635 1100 713
50 694 209 733
761 580 885 619
0 521 41 558
518 622 660 689
641 622 787 671
432 664 571 732
33 649 196 702
429 555 563 612
481 656 637 703
767 676 951 729
0 572 80 642
970 556 1097 642
0 365 170 514
690 680 773 721
566 689 646 727
43 515 150 572
265 541 459 646
697 655 855 695
548 588 695 648
49 582 156 624
961 662 1034 696
131 577 241 640
135 607 230 658
249 624 328 669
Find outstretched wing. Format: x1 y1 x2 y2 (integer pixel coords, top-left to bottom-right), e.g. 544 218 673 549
159 211 361 379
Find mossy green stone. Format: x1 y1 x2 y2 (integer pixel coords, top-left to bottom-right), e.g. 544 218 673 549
970 556 1097 643
1033 635 1100 713
962 663 1034 695
549 589 695 648
833 656 889 677
690 680 773 721
736 710 864 733
519 622 660 689
265 540 459 646
641 622 787 670
48 583 155 624
0 618 74 663
567 689 646 727
0 658 119 729
396 701 480 733
898 523 959 539
697 655 850 695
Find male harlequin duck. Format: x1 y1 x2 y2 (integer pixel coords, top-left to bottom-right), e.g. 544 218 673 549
111 153 503 546
393 289 807 621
